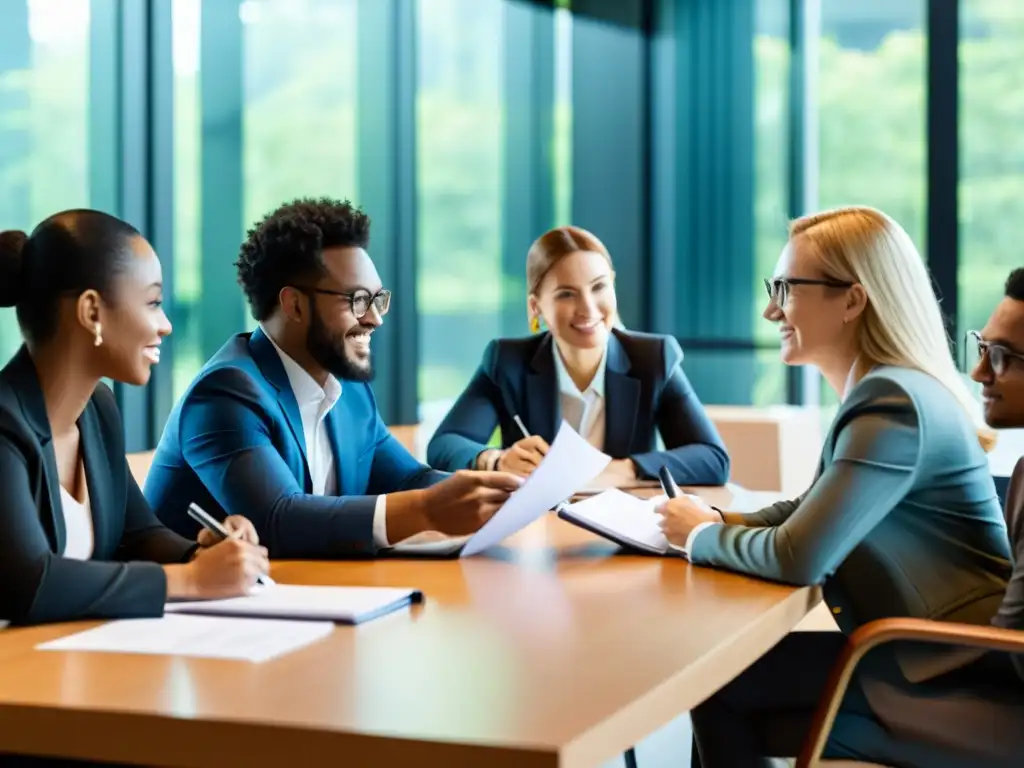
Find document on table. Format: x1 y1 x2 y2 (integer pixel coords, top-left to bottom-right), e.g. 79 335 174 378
725 483 787 512
557 488 672 554
36 614 333 663
387 530 470 557
165 584 424 624
460 420 611 557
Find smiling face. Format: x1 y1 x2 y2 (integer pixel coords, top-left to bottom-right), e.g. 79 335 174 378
529 250 616 351
971 296 1024 429
763 237 859 367
83 235 172 386
304 246 384 382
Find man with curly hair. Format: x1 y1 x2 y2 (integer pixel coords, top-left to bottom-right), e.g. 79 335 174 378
146 197 522 559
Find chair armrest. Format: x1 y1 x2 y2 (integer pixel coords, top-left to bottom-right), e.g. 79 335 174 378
796 618 1024 768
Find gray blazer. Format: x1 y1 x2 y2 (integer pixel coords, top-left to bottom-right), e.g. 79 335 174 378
690 366 1013 683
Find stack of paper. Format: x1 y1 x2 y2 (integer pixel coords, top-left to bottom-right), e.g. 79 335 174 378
36 614 333 663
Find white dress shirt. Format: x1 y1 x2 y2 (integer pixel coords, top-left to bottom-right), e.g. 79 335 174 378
60 460 94 560
552 341 608 450
262 328 390 546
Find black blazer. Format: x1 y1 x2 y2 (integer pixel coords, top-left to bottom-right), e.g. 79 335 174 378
0 347 197 626
426 329 730 484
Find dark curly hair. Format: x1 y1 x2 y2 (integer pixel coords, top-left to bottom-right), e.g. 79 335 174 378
1006 268 1024 302
235 197 371 321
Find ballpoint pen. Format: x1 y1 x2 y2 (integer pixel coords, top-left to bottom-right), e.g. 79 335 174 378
187 502 275 586
658 465 681 499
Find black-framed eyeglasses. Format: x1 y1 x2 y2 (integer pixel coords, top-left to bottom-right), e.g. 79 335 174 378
296 286 391 319
967 330 1024 377
763 276 854 307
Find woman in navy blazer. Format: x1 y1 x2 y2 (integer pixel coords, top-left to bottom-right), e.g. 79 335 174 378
0 210 266 627
427 226 729 487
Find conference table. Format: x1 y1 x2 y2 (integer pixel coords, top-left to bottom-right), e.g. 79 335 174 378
0 486 821 767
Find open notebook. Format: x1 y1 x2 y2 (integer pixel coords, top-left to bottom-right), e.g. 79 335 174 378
165 584 424 624
557 488 674 555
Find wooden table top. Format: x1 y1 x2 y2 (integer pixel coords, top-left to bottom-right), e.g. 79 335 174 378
0 486 819 768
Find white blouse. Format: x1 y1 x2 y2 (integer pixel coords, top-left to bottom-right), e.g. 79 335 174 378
59 460 95 560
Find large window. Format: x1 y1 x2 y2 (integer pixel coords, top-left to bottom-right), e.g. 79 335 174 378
416 0 572 429
751 0 792 405
959 0 1024 337
416 0 504 422
959 0 1024 469
818 1 927 250
0 0 95 362
816 0 927 409
171 0 359 399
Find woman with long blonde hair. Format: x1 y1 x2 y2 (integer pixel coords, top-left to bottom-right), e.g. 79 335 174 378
658 207 1020 767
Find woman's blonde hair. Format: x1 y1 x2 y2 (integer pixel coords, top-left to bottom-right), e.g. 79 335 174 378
790 205 995 452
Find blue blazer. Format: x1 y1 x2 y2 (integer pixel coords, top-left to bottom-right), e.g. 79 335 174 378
146 327 446 559
426 329 730 484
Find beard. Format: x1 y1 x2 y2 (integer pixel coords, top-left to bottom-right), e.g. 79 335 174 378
306 309 374 382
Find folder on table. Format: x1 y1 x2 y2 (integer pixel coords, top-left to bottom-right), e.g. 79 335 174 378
557 488 673 555
165 584 424 625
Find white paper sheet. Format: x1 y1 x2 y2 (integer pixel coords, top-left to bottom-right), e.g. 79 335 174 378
724 483 787 513
36 614 333 663
559 488 671 553
460 421 611 557
165 584 421 624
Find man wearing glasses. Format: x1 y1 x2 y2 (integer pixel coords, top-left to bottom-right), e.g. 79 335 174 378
146 197 522 558
970 266 1024 682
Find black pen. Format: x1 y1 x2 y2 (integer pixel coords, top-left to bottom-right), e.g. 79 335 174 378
658 466 681 499
188 502 275 586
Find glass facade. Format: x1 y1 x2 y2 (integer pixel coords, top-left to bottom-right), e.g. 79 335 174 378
0 0 96 362
0 0 1001 448
959 0 1024 336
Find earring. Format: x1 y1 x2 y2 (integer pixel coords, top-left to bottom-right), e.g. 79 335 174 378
93 323 103 347
530 317 540 334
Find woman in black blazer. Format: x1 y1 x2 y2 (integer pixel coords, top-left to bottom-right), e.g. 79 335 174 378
0 210 267 626
427 225 729 487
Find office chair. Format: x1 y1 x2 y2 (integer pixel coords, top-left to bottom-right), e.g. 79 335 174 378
796 617 1024 768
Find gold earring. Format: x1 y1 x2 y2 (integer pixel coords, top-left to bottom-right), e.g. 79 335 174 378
530 317 540 333
93 323 103 347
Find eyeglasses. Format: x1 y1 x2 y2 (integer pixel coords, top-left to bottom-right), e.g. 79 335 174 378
296 286 391 319
763 277 854 308
967 330 1024 377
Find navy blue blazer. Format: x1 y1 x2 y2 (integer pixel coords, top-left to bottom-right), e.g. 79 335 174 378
426 330 730 484
145 327 446 559
0 347 197 625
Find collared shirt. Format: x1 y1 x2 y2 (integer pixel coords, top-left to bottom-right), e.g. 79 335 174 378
261 327 390 546
552 340 608 450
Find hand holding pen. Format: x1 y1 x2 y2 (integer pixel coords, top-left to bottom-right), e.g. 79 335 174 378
654 467 724 547
187 503 274 589
494 414 550 478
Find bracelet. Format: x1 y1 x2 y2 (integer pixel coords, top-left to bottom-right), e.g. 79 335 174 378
710 505 725 522
490 450 503 472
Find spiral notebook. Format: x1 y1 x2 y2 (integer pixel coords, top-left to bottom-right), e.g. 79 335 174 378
557 488 672 555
